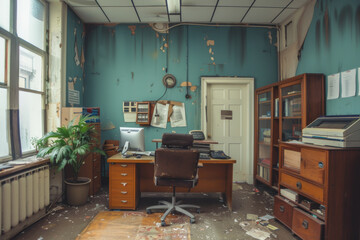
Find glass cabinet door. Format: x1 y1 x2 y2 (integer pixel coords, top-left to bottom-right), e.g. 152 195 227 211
281 83 301 141
257 91 271 182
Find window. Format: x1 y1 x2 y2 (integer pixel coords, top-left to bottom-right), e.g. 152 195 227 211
0 0 10 31
0 0 47 161
17 0 45 50
0 36 9 159
19 46 44 153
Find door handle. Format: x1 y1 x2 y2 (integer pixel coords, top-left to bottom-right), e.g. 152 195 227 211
279 205 285 213
302 220 309 229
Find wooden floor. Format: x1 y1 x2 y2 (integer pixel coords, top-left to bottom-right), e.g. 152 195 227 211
77 211 190 240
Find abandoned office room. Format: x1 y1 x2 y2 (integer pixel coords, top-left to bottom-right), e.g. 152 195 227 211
1 0 360 239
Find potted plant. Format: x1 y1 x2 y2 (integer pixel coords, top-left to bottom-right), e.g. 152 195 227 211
36 115 104 206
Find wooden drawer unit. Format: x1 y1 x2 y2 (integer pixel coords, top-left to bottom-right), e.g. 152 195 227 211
274 195 295 229
292 208 324 240
280 172 324 204
109 163 138 210
276 142 360 240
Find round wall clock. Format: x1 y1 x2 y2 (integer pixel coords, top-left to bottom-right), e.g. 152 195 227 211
162 74 176 88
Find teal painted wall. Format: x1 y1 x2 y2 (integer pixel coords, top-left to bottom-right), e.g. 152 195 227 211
83 25 278 150
66 7 85 107
297 0 360 115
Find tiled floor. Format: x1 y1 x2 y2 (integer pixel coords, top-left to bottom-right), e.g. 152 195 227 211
13 183 297 240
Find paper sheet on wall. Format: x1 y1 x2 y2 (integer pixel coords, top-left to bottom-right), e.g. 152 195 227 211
170 103 187 127
341 69 356 98
327 73 340 100
68 89 80 105
151 103 169 128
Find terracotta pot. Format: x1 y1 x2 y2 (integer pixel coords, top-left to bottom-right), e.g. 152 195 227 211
64 177 91 206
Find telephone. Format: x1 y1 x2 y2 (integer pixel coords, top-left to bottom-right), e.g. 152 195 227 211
189 130 205 140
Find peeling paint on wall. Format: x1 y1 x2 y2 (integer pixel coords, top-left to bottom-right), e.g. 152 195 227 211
356 6 360 42
128 25 136 35
190 86 197 92
180 81 192 87
323 7 331 48
206 40 215 46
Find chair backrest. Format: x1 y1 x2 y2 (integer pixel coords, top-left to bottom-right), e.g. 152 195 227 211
154 133 199 180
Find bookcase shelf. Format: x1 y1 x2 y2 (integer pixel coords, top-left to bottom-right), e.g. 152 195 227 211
254 73 324 188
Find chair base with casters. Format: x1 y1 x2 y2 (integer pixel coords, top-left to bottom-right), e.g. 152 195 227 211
146 186 200 226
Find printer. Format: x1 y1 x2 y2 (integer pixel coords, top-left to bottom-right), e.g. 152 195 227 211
302 116 360 147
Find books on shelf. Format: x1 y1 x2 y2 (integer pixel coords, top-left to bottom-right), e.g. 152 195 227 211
280 188 298 202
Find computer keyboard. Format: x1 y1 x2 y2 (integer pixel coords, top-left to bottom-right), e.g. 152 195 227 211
199 153 210 159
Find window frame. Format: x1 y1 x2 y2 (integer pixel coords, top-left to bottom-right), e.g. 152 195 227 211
0 0 48 162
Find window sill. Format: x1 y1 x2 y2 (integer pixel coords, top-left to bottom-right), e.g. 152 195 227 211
0 155 50 178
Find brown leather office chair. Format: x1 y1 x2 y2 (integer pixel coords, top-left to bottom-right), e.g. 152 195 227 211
146 133 200 226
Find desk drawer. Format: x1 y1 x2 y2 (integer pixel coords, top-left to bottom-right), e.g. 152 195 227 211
111 181 135 197
110 197 136 210
292 208 324 240
300 148 326 185
274 195 295 229
280 172 324 203
110 163 135 181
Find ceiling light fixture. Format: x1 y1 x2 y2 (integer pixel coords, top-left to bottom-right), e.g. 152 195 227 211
167 0 180 14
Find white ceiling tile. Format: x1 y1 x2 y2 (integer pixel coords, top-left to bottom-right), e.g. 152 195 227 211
134 0 166 6
97 0 132 7
72 6 108 23
212 7 248 22
242 7 282 23
170 15 181 22
182 0 217 6
182 6 214 22
288 0 309 8
136 6 169 22
272 8 297 23
253 0 292 8
103 7 139 22
218 0 253 7
64 0 97 7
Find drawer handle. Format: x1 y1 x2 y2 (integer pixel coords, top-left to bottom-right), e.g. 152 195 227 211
121 191 128 194
279 205 285 213
296 181 302 190
318 162 324 168
121 200 128 203
302 220 309 229
121 164 128 167
94 176 98 179
121 182 128 186
121 173 128 176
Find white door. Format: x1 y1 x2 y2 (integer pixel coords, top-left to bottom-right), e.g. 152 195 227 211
202 78 254 183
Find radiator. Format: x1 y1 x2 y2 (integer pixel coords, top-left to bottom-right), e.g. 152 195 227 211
0 165 50 236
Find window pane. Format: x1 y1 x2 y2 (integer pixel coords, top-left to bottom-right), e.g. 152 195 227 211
19 46 43 91
0 0 10 31
0 37 5 84
17 0 45 50
19 91 43 152
0 88 10 158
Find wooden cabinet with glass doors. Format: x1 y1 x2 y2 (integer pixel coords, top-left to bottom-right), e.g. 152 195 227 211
254 73 324 189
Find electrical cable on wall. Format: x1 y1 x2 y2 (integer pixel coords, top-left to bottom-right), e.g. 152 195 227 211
185 25 190 99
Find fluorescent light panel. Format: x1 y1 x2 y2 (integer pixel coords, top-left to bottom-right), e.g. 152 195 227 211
167 0 180 14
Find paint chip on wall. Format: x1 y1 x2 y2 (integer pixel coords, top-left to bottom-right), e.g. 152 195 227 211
206 40 215 46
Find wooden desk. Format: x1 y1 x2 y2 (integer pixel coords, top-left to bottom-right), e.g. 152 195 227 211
108 153 236 211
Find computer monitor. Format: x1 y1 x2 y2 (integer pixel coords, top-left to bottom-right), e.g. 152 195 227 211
119 127 145 152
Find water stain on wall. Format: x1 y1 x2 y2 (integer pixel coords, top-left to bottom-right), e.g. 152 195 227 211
116 78 120 86
228 28 247 67
338 5 353 36
356 6 360 42
323 8 331 48
218 63 224 72
315 20 321 52
131 72 134 80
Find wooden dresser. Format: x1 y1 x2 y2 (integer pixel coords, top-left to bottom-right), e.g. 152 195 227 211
275 142 360 240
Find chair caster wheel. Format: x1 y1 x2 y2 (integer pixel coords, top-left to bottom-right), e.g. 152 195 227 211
197 209 201 214
146 209 151 214
161 221 166 226
190 218 195 224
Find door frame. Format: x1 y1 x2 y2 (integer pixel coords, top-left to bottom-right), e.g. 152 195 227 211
201 77 254 184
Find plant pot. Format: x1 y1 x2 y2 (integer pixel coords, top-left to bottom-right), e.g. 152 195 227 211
64 177 91 206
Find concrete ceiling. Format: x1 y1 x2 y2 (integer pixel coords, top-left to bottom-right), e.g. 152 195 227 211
63 0 310 25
